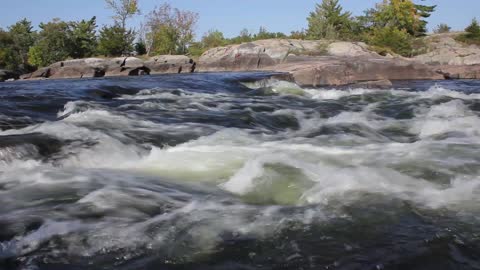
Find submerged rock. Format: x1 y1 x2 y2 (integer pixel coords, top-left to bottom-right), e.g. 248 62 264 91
352 79 393 89
436 65 480 79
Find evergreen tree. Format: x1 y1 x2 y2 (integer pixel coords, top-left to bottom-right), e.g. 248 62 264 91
68 17 98 58
414 2 436 36
97 24 135 56
134 40 147 55
8 19 36 70
306 0 352 40
465 18 480 39
253 27 287 40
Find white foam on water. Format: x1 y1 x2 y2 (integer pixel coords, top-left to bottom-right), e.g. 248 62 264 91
411 100 480 138
243 79 306 96
133 129 261 182
1 84 480 219
2 93 480 263
418 85 480 100
305 88 384 100
118 88 186 100
303 85 480 101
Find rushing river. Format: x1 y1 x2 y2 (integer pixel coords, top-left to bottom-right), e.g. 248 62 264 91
0 73 480 270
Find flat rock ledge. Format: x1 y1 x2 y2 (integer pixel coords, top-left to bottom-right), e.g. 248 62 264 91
10 35 480 86
198 36 480 88
19 55 196 80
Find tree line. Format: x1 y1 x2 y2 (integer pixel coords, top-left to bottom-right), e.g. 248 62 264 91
1 0 480 72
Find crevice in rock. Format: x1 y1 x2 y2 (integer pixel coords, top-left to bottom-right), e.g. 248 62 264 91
120 58 127 67
128 67 150 76
94 68 106 78
190 62 196 73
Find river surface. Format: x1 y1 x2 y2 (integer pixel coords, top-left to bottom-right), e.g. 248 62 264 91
0 73 480 270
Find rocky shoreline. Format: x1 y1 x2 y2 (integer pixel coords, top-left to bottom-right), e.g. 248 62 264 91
2 33 480 87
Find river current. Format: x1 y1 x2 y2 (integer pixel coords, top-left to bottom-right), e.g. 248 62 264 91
0 73 479 270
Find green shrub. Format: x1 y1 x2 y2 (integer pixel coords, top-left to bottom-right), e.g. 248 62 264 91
433 24 451 34
134 41 147 55
27 45 45 67
465 18 480 38
456 18 480 45
368 45 394 57
187 42 207 58
367 26 413 56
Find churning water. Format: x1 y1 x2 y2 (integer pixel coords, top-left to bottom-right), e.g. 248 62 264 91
0 73 480 270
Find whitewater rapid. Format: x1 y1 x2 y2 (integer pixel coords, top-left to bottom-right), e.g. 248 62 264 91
1 74 480 269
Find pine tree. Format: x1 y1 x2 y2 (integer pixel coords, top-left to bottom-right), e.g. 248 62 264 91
8 19 36 69
306 0 352 40
97 24 135 56
465 18 480 39
414 2 436 36
68 17 98 58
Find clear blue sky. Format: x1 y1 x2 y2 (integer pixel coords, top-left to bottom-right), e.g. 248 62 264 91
0 0 477 39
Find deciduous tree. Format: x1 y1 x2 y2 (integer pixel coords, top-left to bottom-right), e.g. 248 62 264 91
105 0 140 54
372 0 435 37
0 29 18 70
28 18 71 67
144 3 199 55
201 29 226 48
105 0 140 29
